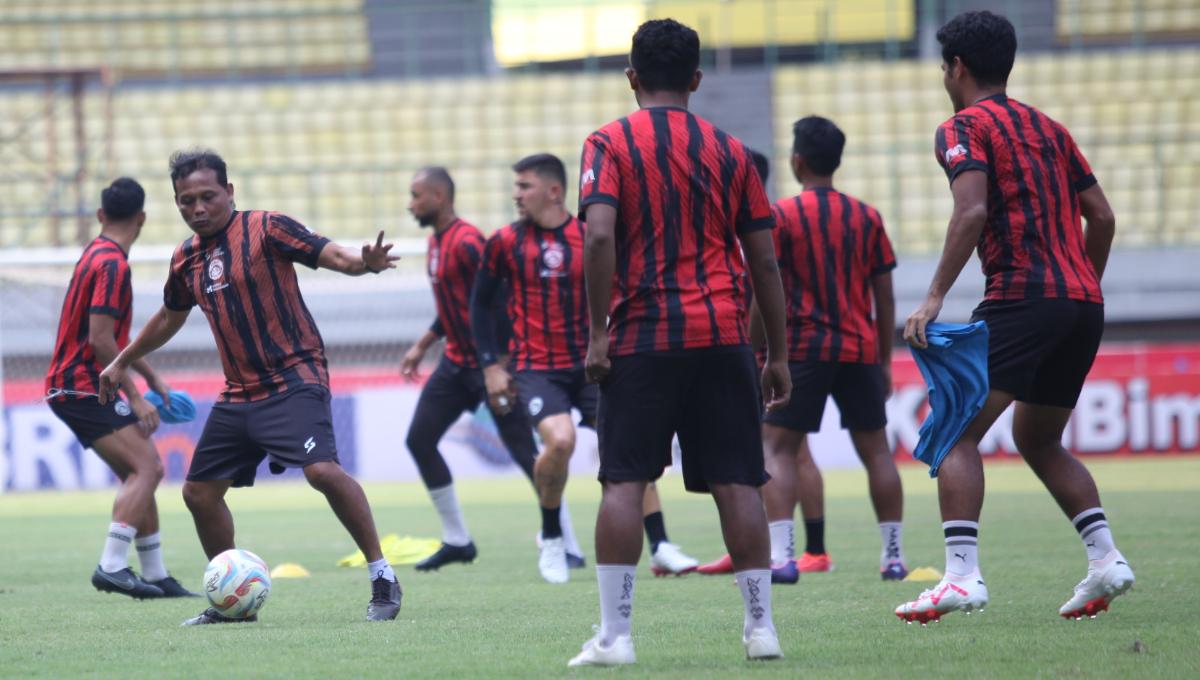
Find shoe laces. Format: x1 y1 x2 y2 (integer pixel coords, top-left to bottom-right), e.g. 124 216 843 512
370 576 394 603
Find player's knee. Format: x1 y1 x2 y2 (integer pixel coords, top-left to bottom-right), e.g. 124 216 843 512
302 462 342 490
542 432 575 458
182 481 209 510
405 427 434 458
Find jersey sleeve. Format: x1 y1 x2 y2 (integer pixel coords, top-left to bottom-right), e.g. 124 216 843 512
458 229 485 272
163 247 196 311
869 210 898 276
88 257 128 318
1063 130 1098 193
736 147 775 234
578 130 621 213
935 115 990 184
266 213 331 269
481 230 511 279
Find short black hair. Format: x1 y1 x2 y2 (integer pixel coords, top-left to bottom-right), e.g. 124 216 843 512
749 149 769 182
100 177 144 220
630 19 700 93
512 153 567 190
169 148 228 192
417 166 455 202
792 116 845 176
936 11 1017 87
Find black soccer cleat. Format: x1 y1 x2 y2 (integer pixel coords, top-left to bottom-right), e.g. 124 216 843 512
92 566 165 600
414 541 477 571
366 576 403 621
566 552 587 570
146 575 201 598
181 607 258 626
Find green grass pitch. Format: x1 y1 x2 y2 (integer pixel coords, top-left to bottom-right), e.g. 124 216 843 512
0 459 1196 678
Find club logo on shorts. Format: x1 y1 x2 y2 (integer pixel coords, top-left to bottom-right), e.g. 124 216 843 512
304 436 316 455
528 397 544 416
540 243 566 278
114 400 131 417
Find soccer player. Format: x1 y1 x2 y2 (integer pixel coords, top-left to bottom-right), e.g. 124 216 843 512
400 166 541 571
46 177 194 600
469 153 698 584
98 150 403 624
569 19 791 666
898 11 1131 622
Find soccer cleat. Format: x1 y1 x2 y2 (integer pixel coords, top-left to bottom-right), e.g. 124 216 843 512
744 627 784 660
566 552 587 569
567 631 636 667
181 607 258 626
538 537 569 584
697 553 734 575
1059 550 1135 620
91 566 165 600
895 570 989 624
650 542 699 576
366 576 403 621
796 552 834 573
146 575 200 598
881 562 910 581
771 560 799 585
414 541 477 571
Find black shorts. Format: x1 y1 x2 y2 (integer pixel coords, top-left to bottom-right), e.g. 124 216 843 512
763 361 887 433
971 298 1104 409
597 346 767 493
514 368 599 428
187 384 338 488
48 396 139 448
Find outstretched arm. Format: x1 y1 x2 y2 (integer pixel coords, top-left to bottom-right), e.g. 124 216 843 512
317 231 400 276
99 306 190 405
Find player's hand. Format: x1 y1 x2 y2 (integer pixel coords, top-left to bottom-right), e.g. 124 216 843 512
904 295 943 349
585 335 611 384
400 344 426 381
761 359 792 412
881 363 894 399
129 394 160 437
361 231 400 274
483 364 516 415
98 361 127 405
147 374 172 409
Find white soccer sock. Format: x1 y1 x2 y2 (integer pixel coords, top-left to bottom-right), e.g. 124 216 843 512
596 564 636 645
429 484 471 546
768 520 795 565
1071 507 1117 562
367 558 396 583
735 569 775 638
559 501 583 559
100 522 136 573
943 520 979 578
135 532 168 581
879 521 905 568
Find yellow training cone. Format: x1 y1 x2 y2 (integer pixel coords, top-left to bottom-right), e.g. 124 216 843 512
904 567 944 582
271 563 311 578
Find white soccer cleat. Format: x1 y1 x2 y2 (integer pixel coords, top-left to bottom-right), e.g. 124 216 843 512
567 632 636 667
1059 550 1135 620
650 542 699 576
743 626 783 660
895 570 989 624
538 537 569 584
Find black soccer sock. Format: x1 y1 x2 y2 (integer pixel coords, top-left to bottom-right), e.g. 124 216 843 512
643 511 668 553
804 517 826 555
541 505 563 539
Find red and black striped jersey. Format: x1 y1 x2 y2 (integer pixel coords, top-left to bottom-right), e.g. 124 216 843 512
427 218 485 368
772 189 896 363
579 106 774 356
935 94 1102 303
163 210 331 403
45 236 132 400
481 215 588 370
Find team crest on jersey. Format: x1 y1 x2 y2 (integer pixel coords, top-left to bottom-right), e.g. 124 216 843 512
114 400 131 417
944 143 967 164
205 247 229 294
580 168 595 187
540 243 566 278
428 247 439 282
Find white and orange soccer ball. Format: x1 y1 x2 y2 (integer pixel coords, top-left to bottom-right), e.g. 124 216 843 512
204 548 271 619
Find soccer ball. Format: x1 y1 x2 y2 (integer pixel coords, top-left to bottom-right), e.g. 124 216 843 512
204 548 271 619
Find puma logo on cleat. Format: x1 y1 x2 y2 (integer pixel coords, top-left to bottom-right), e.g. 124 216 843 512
304 436 315 455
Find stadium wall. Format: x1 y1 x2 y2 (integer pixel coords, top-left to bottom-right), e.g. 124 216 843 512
3 344 1197 494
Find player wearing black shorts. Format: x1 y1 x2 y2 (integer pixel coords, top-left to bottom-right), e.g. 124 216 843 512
569 20 792 667
899 11 1132 622
398 166 541 571
100 150 403 624
46 178 194 600
470 153 698 583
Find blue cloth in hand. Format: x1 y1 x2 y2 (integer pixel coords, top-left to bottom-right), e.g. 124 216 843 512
143 390 197 424
910 321 989 477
